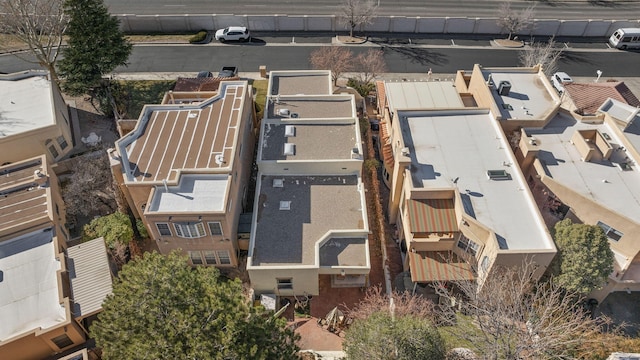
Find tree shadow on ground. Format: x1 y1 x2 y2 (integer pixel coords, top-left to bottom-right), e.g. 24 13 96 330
558 51 598 67
376 44 448 67
587 0 623 7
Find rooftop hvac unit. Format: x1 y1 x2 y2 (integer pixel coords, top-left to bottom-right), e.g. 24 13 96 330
273 178 284 188
284 143 295 156
278 108 290 116
498 80 511 96
285 125 295 137
279 201 291 210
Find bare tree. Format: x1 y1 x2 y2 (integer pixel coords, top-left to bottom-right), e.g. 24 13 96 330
309 46 354 85
0 0 68 80
519 37 563 76
62 150 117 220
345 285 436 321
354 48 387 85
436 259 604 360
497 0 535 41
338 0 377 38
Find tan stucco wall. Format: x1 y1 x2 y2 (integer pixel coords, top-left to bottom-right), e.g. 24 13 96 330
248 267 320 296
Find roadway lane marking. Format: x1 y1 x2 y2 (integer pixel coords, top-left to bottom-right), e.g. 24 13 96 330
163 4 186 6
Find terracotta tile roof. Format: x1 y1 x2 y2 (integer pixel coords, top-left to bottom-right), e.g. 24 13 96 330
379 120 394 170
564 81 640 115
376 81 386 113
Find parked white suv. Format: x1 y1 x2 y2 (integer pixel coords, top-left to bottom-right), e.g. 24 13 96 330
215 26 250 42
551 72 573 93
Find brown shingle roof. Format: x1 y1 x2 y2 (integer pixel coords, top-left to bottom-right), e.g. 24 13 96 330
564 81 640 115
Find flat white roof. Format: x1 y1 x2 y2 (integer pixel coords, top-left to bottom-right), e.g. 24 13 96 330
0 74 55 137
0 229 65 341
147 174 229 212
483 70 557 120
385 81 463 109
400 109 553 251
527 114 640 223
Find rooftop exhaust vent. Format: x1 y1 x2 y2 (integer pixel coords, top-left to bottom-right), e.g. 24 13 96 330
278 108 290 116
279 201 291 210
273 179 284 188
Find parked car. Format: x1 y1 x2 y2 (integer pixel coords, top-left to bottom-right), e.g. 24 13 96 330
196 71 213 78
215 26 250 42
218 66 238 78
551 72 573 93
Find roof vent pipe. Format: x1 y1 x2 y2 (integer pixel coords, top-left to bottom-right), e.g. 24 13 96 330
163 179 169 192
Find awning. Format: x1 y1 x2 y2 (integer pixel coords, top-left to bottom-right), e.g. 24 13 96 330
409 251 475 282
67 237 113 319
407 198 458 233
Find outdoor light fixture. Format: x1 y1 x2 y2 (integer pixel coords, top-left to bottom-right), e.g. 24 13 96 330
340 269 346 277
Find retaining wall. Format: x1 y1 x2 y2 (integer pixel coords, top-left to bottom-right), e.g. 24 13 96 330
117 14 640 38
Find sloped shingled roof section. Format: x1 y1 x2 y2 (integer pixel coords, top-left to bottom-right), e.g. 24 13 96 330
565 81 640 116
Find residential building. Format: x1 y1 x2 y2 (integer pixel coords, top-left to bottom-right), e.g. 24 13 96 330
247 70 370 297
518 98 640 301
110 81 256 267
0 71 73 165
378 76 556 288
0 156 112 360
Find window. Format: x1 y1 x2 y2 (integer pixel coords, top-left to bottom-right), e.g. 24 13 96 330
189 251 204 265
597 221 623 241
156 223 171 236
49 144 59 159
174 222 206 238
57 135 68 150
481 256 490 272
51 334 74 349
203 251 217 265
277 278 293 290
457 235 479 256
208 222 223 236
217 250 231 265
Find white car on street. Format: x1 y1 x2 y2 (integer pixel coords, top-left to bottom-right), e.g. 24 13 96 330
551 72 573 93
215 26 250 42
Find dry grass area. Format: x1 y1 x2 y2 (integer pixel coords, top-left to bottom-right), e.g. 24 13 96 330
494 38 524 48
125 34 192 43
336 35 367 44
0 34 32 52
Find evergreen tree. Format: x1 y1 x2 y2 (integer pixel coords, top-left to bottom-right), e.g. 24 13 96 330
58 0 131 95
552 218 615 295
91 251 300 360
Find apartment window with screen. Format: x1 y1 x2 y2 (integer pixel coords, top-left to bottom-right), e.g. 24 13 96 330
156 223 171 236
597 221 623 241
208 222 223 236
51 334 74 349
49 144 59 158
189 251 204 265
217 250 231 265
457 235 479 256
57 135 68 150
174 222 206 238
277 278 293 290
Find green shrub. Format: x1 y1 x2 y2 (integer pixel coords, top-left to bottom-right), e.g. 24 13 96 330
189 30 208 44
347 78 376 97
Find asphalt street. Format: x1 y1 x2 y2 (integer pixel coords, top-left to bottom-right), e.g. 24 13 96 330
2 37 639 78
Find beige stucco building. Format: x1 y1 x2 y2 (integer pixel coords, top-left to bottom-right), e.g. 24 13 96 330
0 71 73 165
377 69 557 288
110 81 256 268
0 156 112 360
518 98 640 301
247 71 370 297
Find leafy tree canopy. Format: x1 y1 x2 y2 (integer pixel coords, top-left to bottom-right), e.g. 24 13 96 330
344 311 446 360
91 251 300 360
552 218 615 294
58 0 131 95
82 211 133 248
